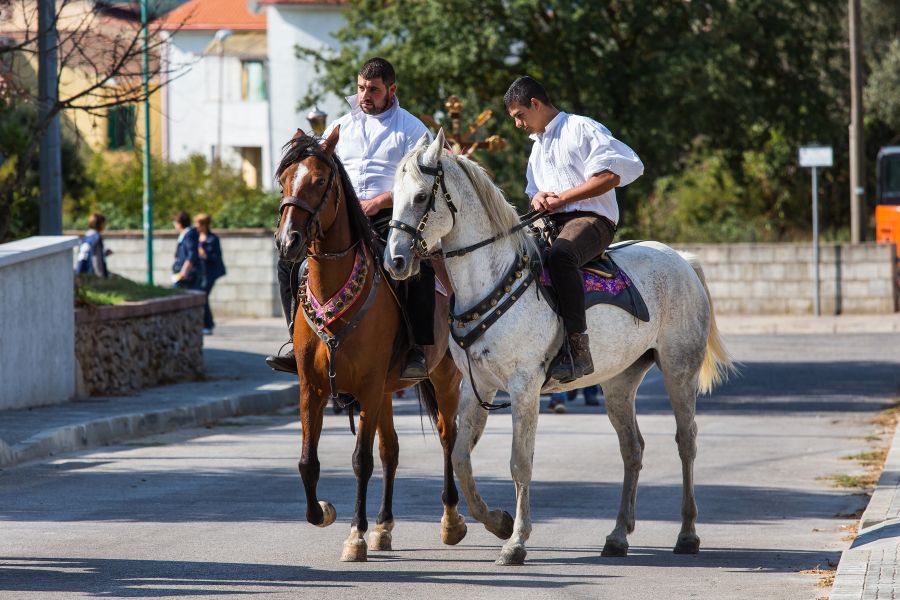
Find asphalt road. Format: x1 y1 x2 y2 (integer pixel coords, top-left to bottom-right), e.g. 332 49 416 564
1 332 898 600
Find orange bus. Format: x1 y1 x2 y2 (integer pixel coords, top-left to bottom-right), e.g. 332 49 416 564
876 146 900 257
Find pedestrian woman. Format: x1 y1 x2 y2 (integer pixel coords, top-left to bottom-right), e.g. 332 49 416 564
194 212 226 335
172 211 201 290
75 212 112 277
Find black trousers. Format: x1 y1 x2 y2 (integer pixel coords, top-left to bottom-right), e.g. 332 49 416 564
276 208 435 345
547 211 616 334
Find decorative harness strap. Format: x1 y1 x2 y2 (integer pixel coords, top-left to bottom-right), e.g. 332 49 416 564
301 246 368 331
297 247 381 434
448 251 535 411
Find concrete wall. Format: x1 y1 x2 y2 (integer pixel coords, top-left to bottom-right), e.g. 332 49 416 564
95 233 899 318
0 236 80 410
678 242 899 315
98 230 281 320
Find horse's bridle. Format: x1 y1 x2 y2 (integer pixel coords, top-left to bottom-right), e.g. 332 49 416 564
279 153 339 245
388 160 457 259
389 159 543 261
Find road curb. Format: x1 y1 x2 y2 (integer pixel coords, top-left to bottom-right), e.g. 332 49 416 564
860 423 900 530
0 382 298 469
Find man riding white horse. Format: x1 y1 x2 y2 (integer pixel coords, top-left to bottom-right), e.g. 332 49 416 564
267 57 434 379
504 76 644 384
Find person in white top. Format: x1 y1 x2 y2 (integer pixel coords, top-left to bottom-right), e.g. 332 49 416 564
504 76 644 384
268 58 434 380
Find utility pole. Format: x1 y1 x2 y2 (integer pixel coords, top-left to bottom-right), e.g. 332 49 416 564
849 0 866 243
141 0 154 284
38 0 61 235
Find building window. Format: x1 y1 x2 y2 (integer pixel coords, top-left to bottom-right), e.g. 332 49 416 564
107 105 136 150
241 60 267 102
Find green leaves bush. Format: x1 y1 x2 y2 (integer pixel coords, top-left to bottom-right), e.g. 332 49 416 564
66 152 280 231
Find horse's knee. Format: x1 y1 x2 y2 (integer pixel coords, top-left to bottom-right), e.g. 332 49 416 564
451 446 469 476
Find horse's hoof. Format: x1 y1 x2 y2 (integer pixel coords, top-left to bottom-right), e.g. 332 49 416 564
601 539 629 557
496 543 527 566
369 529 392 551
485 510 514 540
441 514 467 545
340 539 368 562
673 533 700 554
316 501 336 528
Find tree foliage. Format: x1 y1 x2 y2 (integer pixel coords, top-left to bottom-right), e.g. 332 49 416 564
66 153 279 231
300 0 860 241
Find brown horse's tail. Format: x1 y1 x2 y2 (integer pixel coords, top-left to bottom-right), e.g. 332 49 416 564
415 378 440 426
682 253 737 394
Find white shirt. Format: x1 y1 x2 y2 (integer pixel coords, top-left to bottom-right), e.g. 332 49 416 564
526 112 643 224
323 95 431 200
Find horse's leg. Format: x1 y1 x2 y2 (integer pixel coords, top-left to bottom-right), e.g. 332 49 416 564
663 374 701 554
341 392 383 562
298 387 336 528
451 382 515 541
429 353 467 545
369 392 397 552
497 380 542 566
600 353 655 557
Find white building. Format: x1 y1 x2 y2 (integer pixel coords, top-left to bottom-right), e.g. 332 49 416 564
159 0 346 191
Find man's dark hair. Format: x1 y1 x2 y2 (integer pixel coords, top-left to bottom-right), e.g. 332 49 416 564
358 57 395 87
174 211 190 228
503 76 552 110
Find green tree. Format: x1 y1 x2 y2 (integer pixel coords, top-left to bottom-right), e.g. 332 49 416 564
300 0 849 240
68 153 279 231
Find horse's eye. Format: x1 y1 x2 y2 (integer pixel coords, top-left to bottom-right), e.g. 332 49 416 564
315 178 326 187
414 192 427 204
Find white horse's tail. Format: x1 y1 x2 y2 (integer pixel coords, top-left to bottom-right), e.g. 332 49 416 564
681 253 736 394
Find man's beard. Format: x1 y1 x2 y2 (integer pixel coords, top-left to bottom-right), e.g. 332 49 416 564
361 92 394 115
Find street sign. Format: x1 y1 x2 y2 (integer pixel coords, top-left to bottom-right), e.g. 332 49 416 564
798 146 833 317
799 146 834 168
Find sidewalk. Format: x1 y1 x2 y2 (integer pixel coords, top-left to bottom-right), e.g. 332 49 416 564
0 318 300 469
1 314 899 598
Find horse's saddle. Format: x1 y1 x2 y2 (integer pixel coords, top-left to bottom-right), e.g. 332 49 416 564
537 240 650 322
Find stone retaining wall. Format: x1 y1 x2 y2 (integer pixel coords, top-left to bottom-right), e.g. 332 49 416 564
677 242 898 315
87 231 899 316
75 293 206 396
92 229 280 319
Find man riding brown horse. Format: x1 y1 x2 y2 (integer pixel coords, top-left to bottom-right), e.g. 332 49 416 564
267 57 434 380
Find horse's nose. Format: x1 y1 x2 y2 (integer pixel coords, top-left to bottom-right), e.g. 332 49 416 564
288 231 302 249
392 255 406 272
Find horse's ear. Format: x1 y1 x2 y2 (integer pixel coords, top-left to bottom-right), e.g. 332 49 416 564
322 125 340 155
292 128 305 143
413 132 430 151
422 128 445 166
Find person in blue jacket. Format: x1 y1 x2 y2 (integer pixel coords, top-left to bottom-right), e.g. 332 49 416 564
172 211 201 290
194 212 226 334
75 213 111 277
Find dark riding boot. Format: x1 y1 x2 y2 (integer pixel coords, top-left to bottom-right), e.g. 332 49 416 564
266 347 297 374
400 345 428 380
549 332 594 384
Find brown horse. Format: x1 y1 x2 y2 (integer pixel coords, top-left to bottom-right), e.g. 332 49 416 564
273 127 467 562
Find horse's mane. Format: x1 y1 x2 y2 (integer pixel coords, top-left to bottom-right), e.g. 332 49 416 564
398 147 536 256
276 135 381 256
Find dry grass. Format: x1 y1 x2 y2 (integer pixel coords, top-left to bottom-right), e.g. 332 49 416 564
801 564 836 589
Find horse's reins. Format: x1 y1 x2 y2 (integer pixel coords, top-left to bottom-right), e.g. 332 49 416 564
390 158 548 412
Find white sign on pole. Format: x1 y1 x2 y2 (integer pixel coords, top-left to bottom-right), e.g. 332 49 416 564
799 146 834 168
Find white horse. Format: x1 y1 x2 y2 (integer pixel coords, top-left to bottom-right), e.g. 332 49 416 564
384 130 734 565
